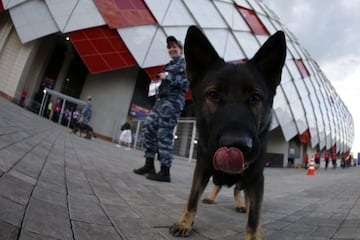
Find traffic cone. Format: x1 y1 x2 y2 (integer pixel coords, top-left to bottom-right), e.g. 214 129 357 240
307 155 315 176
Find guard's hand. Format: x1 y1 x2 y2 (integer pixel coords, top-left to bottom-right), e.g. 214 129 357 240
157 72 169 80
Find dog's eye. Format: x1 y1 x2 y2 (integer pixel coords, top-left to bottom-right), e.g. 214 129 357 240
250 93 263 104
207 90 220 102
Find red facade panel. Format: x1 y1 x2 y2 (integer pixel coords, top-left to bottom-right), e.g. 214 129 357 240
144 66 164 80
295 58 310 78
236 6 269 35
95 0 156 29
299 129 311 145
0 1 3 12
69 26 137 74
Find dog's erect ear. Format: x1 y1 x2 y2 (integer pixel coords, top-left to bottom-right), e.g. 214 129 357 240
184 26 224 80
249 31 286 92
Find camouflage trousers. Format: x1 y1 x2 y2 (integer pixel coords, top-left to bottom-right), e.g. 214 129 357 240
142 99 183 167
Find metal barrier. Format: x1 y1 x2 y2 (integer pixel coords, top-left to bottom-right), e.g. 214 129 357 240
114 119 198 162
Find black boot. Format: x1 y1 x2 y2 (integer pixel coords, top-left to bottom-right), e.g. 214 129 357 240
133 158 155 175
146 166 171 182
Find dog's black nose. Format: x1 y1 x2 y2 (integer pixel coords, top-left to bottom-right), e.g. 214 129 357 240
219 134 253 153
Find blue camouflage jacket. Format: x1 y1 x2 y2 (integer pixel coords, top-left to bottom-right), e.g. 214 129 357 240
158 56 188 99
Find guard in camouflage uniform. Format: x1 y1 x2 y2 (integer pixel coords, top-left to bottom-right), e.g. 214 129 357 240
133 36 188 182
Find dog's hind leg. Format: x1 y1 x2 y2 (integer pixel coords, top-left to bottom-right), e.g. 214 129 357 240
169 166 211 237
244 174 264 240
202 185 221 204
234 184 246 213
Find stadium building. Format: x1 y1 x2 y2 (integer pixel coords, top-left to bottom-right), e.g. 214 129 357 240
0 0 354 167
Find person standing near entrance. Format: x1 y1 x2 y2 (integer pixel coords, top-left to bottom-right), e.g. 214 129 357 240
80 96 92 125
331 152 337 169
20 89 27 107
133 36 188 182
324 151 330 170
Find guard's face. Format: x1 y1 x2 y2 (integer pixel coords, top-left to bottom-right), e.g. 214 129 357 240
167 42 182 59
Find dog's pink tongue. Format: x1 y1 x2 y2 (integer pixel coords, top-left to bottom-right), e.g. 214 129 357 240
213 147 245 174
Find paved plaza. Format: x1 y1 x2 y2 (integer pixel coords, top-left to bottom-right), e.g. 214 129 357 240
0 97 359 240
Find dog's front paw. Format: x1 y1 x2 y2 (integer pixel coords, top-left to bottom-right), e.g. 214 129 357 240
202 198 215 204
169 222 193 237
236 206 246 213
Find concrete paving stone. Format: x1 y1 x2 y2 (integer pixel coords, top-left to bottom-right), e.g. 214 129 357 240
277 214 304 223
0 220 19 240
72 221 122 240
281 221 318 235
12 153 46 179
262 210 287 223
92 187 125 206
0 126 18 135
333 227 360 239
133 205 180 227
103 202 140 219
8 170 37 185
0 147 27 172
36 179 67 195
38 163 66 188
67 178 94 195
157 227 211 240
263 220 291 230
19 230 60 240
107 217 165 240
340 219 360 228
348 209 360 219
65 168 88 182
0 195 25 227
311 226 337 238
263 230 301 240
68 193 111 225
22 198 72 240
192 221 241 240
0 131 28 148
0 173 34 205
296 216 343 227
32 185 67 207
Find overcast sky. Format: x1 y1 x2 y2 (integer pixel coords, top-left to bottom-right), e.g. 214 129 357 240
262 0 360 154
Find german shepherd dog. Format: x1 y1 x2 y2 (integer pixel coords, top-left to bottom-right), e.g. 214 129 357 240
71 122 96 140
169 26 286 239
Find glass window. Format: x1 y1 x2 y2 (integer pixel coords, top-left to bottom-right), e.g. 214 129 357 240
281 120 298 141
205 30 246 62
286 59 302 81
234 0 251 9
233 31 261 59
146 0 195 26
273 88 293 127
214 1 250 31
184 0 227 28
294 78 308 98
282 81 299 103
258 15 277 34
280 65 292 84
247 0 265 14
286 42 300 59
118 25 169 67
